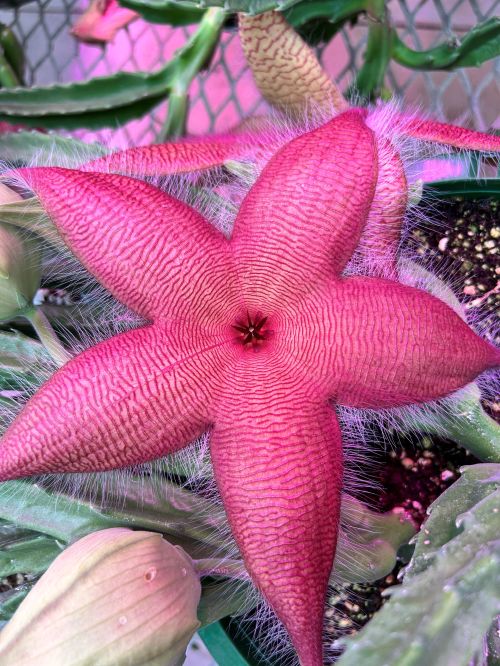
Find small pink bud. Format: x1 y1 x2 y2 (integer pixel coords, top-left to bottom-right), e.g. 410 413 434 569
71 0 138 44
0 528 201 666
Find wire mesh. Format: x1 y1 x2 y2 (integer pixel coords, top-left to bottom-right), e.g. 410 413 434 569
0 0 498 148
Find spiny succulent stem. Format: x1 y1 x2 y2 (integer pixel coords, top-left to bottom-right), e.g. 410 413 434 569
23 307 71 367
413 398 500 463
440 401 500 463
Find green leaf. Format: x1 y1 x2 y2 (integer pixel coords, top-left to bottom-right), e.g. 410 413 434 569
157 0 305 13
335 495 415 584
0 481 115 542
0 534 63 578
118 0 205 24
392 17 500 70
0 197 61 251
0 71 172 130
338 464 500 666
423 178 500 200
0 131 105 166
407 464 500 577
0 24 25 85
0 330 51 400
197 578 255 627
0 587 32 621
353 0 392 99
0 330 48 370
284 0 366 29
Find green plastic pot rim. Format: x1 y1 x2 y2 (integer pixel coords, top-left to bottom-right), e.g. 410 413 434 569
199 622 251 666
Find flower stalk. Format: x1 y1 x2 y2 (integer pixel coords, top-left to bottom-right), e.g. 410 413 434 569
23 306 71 367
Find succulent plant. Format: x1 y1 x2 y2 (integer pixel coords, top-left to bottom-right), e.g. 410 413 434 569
337 464 500 666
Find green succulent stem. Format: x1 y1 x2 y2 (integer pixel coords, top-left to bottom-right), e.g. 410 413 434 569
353 0 392 100
158 7 224 140
0 23 24 84
0 49 19 88
159 89 188 140
391 17 500 70
284 0 368 29
168 8 225 91
421 398 500 463
23 307 71 367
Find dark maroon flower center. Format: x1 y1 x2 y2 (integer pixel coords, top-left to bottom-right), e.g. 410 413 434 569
233 312 270 348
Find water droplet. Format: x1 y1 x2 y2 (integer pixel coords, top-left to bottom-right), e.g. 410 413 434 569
118 616 127 626
181 567 187 577
144 567 157 582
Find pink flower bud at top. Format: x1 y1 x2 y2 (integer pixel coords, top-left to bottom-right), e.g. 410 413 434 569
0 528 202 666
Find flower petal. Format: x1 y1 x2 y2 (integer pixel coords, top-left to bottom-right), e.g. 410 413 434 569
82 132 264 176
0 321 231 480
13 167 240 324
211 355 342 666
230 110 378 311
398 115 500 151
358 139 408 276
71 0 138 45
282 277 499 408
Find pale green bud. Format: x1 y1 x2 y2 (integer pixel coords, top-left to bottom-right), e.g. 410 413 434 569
0 528 202 666
0 217 41 321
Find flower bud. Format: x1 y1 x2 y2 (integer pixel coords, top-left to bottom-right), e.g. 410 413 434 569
0 221 41 321
0 528 202 666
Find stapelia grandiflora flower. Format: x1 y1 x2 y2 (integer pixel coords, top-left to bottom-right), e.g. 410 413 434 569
0 528 201 666
0 109 499 666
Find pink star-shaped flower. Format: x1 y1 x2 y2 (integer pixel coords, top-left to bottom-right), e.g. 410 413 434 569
1 109 498 665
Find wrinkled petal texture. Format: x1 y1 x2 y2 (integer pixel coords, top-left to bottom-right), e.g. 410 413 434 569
83 132 268 176
211 354 342 666
15 167 241 326
398 115 500 151
281 277 499 408
230 110 378 310
239 11 348 116
0 322 233 479
358 138 408 276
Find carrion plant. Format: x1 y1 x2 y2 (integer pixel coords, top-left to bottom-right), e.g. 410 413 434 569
0 8 499 666
0 94 498 665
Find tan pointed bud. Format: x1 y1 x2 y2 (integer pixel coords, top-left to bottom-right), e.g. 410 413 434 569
239 11 348 116
0 216 41 321
0 528 202 666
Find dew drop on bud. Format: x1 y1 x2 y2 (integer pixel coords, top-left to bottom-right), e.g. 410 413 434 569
118 616 127 626
181 567 187 577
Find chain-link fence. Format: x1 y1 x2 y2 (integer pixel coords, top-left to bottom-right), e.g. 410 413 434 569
0 0 498 148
